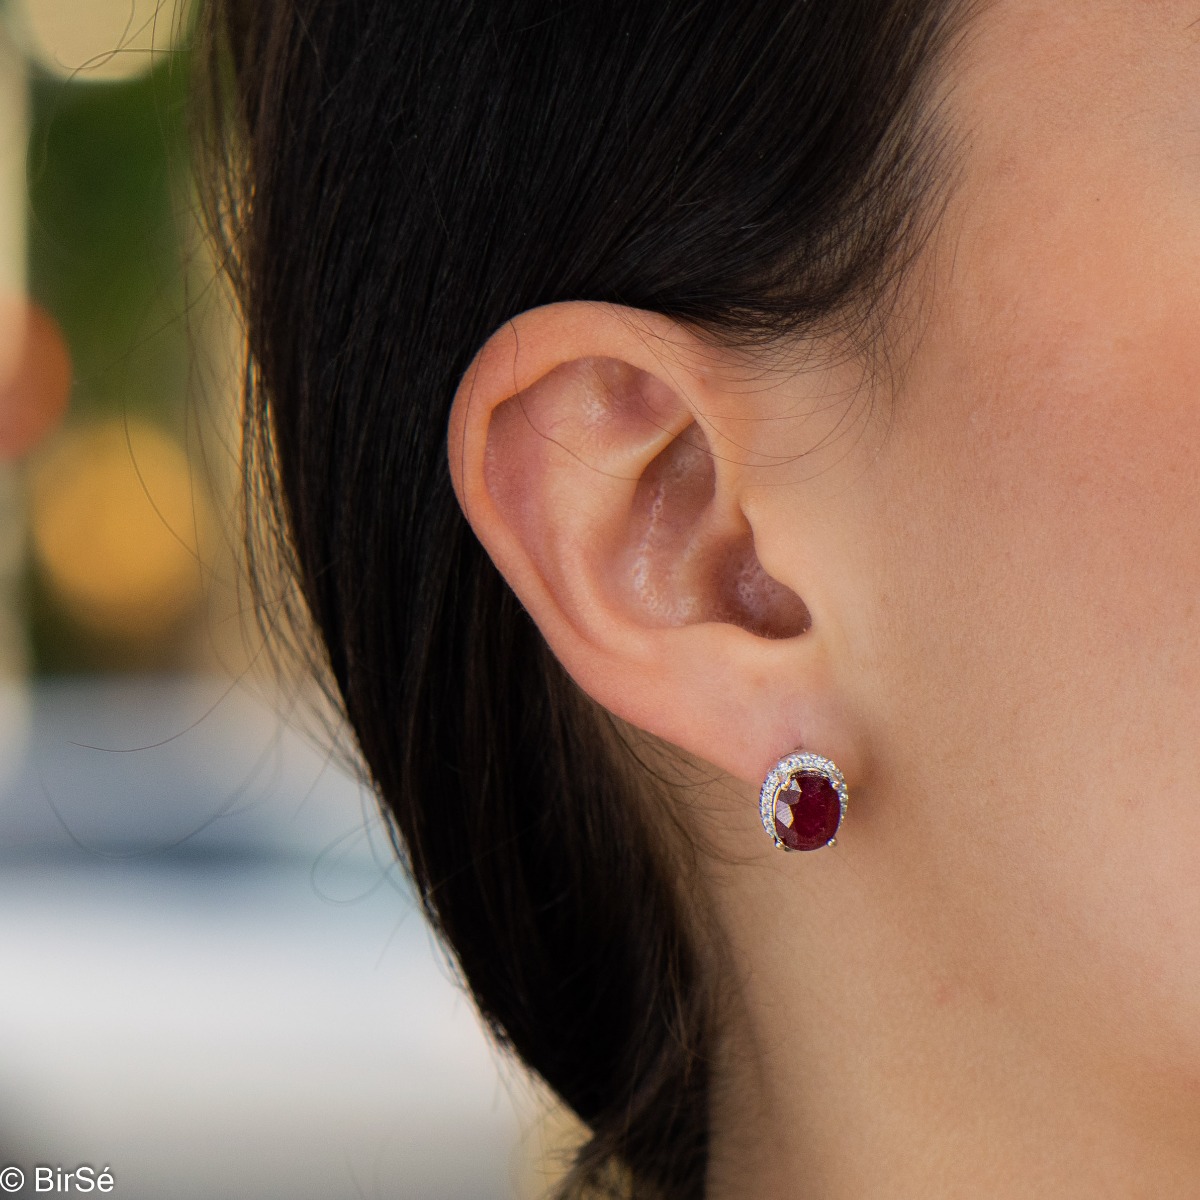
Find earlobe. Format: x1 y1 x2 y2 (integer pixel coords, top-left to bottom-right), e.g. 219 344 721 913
447 302 864 795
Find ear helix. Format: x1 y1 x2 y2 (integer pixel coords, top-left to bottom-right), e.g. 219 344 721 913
760 751 848 852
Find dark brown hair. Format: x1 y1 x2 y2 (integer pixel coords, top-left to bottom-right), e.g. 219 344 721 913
196 2 970 1195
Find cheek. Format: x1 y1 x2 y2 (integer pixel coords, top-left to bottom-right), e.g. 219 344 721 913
849 217 1200 1081
894 158 1200 725
935 215 1200 729
968 304 1200 640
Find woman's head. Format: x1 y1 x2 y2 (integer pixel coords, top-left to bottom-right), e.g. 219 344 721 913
201 1 1200 1195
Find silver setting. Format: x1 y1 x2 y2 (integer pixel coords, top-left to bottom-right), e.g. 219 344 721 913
758 751 848 852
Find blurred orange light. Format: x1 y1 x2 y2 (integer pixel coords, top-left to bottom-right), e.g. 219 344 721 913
29 419 214 640
0 297 70 459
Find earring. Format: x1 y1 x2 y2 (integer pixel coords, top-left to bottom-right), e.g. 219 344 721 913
759 751 848 852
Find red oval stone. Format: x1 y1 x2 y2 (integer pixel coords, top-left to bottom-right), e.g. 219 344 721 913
773 773 841 851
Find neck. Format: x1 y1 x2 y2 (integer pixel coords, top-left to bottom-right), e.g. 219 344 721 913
701 831 1200 1199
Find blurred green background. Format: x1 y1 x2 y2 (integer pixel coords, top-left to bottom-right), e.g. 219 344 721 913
0 0 237 678
0 10 566 1197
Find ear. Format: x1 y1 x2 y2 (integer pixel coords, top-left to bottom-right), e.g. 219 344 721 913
447 301 865 790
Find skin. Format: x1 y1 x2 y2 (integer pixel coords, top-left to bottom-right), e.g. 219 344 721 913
450 1 1200 1195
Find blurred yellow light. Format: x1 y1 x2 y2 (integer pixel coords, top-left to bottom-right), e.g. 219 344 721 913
29 419 214 639
11 0 182 83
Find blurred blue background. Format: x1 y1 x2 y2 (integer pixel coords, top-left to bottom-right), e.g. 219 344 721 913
0 4 567 1196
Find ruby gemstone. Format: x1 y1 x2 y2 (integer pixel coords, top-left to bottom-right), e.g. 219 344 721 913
773 773 841 851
